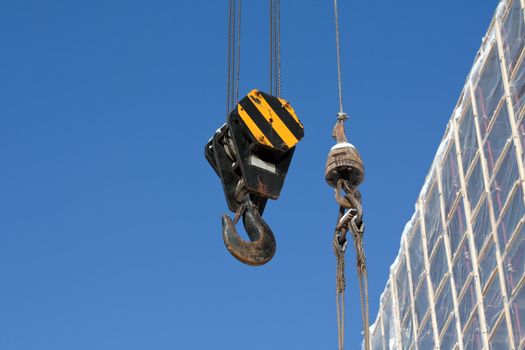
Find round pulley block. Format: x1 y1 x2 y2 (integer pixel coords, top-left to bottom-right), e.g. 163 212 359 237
325 142 364 188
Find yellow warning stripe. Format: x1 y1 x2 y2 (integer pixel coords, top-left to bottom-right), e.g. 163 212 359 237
237 105 274 148
248 90 299 148
278 97 302 127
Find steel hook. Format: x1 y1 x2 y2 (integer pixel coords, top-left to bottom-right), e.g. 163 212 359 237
221 197 276 266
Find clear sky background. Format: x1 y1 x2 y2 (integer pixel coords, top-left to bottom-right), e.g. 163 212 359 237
0 1 500 349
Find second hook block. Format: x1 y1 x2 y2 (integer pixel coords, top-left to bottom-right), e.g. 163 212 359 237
325 118 364 190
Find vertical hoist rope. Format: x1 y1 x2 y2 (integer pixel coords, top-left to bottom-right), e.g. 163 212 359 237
276 0 281 96
226 0 242 115
333 0 344 114
272 0 276 95
269 0 281 96
235 0 242 105
334 207 347 350
228 0 280 117
226 0 234 115
269 0 273 95
333 2 346 349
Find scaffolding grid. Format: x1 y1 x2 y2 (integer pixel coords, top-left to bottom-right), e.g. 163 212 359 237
369 0 525 349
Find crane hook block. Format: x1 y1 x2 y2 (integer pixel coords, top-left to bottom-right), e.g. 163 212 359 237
205 89 304 213
205 89 304 265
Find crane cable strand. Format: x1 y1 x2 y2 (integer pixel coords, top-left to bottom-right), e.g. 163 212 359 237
228 0 280 116
235 0 241 105
226 0 233 115
226 0 241 116
332 1 371 349
276 0 281 96
269 0 281 96
269 0 273 95
333 0 344 114
355 233 371 350
334 216 346 350
273 0 276 95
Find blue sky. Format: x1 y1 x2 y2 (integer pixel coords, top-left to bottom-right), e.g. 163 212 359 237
0 1 499 349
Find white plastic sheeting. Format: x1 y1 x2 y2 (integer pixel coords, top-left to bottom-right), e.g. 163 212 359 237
368 0 525 348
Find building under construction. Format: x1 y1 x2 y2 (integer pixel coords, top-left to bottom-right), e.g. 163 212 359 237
368 0 525 348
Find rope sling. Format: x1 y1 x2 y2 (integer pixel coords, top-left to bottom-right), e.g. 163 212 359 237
328 1 371 349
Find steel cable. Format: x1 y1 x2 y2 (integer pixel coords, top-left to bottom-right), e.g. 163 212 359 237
276 0 281 96
235 0 242 104
333 0 344 114
226 0 234 115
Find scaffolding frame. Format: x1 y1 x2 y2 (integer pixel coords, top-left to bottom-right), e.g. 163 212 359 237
369 0 525 348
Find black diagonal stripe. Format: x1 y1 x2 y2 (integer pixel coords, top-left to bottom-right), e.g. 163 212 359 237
260 91 304 140
238 97 285 148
